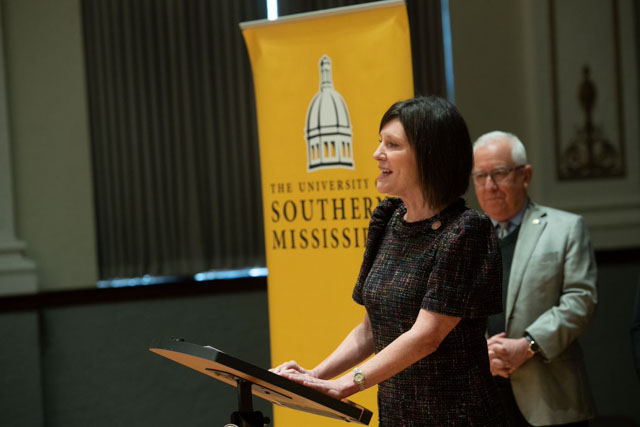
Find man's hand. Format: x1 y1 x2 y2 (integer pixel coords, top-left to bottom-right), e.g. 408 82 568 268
487 333 533 377
487 346 511 378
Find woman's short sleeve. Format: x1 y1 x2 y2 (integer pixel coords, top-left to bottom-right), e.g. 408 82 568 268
353 198 401 305
422 212 502 318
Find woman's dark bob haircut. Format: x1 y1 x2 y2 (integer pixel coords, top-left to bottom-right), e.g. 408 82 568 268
379 96 472 209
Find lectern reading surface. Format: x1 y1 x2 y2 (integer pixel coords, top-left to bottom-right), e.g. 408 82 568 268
150 338 372 425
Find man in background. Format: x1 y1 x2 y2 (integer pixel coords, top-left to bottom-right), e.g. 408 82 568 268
472 131 597 426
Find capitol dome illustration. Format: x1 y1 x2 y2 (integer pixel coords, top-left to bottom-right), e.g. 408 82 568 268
305 55 354 171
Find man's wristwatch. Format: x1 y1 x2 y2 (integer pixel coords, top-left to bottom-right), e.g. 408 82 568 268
352 368 366 391
524 334 540 356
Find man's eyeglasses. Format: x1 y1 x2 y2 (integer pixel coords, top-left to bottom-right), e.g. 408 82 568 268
471 165 525 185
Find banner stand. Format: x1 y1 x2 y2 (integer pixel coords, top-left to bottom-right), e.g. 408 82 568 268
240 1 413 424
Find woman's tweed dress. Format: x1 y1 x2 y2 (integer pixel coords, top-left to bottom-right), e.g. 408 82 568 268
353 197 507 426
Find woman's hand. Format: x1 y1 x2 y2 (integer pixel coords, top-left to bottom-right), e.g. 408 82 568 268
270 361 353 399
279 370 351 400
270 360 316 377
268 314 374 401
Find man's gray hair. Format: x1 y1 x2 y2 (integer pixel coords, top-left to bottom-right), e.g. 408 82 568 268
473 131 528 165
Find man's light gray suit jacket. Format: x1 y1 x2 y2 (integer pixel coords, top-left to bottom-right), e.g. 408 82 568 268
507 201 597 425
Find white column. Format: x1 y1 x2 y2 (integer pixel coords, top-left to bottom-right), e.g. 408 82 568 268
0 2 37 295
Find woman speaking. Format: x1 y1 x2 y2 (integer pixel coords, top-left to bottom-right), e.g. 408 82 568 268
272 96 507 426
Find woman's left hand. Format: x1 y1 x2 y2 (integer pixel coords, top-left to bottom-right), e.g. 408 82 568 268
280 370 350 400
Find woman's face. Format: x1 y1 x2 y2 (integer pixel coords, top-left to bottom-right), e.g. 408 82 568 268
373 118 421 200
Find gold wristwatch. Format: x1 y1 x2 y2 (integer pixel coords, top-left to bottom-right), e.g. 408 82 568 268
353 368 366 391
524 334 540 356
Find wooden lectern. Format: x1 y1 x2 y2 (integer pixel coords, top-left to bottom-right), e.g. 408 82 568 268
150 338 372 426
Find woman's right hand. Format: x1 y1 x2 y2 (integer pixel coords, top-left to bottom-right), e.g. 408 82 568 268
270 360 317 378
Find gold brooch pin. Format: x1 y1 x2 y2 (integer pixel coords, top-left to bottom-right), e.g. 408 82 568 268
431 220 441 230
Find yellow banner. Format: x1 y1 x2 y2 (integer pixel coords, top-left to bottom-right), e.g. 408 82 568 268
242 2 413 425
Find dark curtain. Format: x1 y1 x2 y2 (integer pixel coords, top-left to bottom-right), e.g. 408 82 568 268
277 0 377 14
82 0 267 279
81 0 445 281
278 0 447 97
405 0 447 97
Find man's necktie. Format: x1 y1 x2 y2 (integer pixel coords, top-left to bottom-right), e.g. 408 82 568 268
497 221 510 239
